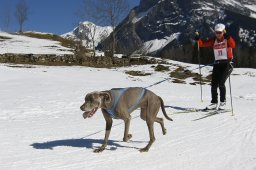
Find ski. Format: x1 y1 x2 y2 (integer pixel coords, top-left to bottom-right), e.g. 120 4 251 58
192 109 232 121
213 109 231 114
202 108 231 113
171 108 231 115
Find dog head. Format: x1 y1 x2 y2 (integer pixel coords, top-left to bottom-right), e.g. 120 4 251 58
80 91 111 119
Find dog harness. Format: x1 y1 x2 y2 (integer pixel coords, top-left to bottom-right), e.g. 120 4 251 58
104 87 146 118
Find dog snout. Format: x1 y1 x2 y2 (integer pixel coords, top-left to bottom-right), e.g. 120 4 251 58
80 104 85 111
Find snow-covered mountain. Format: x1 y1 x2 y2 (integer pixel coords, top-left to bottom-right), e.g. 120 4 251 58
62 21 112 49
100 0 256 67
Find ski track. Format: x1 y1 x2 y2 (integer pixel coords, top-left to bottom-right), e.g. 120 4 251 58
0 63 256 170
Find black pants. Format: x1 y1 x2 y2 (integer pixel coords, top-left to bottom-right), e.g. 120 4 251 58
211 62 233 103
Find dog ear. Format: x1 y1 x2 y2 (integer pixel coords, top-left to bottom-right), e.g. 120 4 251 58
99 92 111 103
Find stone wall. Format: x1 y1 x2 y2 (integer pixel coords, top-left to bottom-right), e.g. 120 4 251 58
0 53 137 67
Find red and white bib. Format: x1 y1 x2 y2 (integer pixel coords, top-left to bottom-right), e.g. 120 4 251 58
213 39 228 61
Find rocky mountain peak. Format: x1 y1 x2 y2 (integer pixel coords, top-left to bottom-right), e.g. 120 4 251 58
100 0 256 67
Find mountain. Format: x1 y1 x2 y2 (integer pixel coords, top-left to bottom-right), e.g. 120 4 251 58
100 0 256 68
62 21 112 49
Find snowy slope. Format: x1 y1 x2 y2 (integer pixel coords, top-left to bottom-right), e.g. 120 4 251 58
0 61 256 170
244 5 256 18
140 33 181 54
0 32 73 55
62 21 112 49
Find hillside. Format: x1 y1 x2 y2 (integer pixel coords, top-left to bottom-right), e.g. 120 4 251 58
0 32 74 55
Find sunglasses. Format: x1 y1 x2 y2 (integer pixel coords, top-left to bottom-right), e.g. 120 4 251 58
215 31 223 34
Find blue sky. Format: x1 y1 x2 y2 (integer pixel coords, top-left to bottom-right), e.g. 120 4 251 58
0 0 140 35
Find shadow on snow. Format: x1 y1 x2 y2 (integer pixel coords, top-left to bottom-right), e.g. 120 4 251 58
31 138 144 151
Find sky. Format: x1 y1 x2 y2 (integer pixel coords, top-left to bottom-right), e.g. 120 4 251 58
0 0 140 35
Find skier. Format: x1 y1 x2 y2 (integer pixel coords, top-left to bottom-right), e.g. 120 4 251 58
194 23 236 110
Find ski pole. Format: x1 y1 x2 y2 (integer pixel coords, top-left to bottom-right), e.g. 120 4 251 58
224 38 234 116
197 40 203 102
228 75 234 116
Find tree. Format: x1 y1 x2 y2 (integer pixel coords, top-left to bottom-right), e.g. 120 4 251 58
15 0 29 32
80 0 128 57
78 22 97 57
87 23 97 57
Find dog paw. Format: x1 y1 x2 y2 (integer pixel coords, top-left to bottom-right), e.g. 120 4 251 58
93 147 105 153
127 134 132 139
163 128 167 135
139 147 149 152
123 134 132 142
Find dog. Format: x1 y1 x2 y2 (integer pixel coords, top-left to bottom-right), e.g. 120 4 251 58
80 87 173 152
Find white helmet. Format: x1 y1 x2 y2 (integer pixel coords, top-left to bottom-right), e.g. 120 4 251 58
214 23 225 32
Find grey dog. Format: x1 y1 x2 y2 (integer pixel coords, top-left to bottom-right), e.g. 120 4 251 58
80 87 173 152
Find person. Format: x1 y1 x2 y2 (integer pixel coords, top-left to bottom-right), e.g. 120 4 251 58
195 23 236 110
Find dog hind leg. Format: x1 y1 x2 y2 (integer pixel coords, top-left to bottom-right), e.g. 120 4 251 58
140 120 155 152
140 100 158 152
155 117 166 135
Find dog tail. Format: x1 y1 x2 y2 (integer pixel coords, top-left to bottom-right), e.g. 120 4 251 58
159 97 173 121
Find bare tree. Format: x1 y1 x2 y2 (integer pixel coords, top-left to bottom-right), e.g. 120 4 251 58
80 0 128 57
15 0 29 32
76 2 99 57
86 23 97 57
77 22 97 57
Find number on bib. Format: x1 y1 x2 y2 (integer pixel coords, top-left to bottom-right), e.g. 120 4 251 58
218 50 222 56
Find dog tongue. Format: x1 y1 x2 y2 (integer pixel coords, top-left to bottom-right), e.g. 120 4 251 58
83 108 97 119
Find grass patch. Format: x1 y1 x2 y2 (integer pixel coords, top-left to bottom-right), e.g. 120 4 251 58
125 70 151 76
0 36 12 40
154 64 170 72
19 32 76 48
170 66 194 79
169 66 212 84
204 74 212 82
172 78 186 84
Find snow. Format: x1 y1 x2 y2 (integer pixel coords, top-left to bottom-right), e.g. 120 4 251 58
62 22 112 49
244 5 256 19
0 32 73 55
239 28 255 46
132 7 153 23
222 0 243 7
114 54 125 58
251 13 256 19
201 6 214 11
0 59 256 170
245 5 256 13
142 33 181 53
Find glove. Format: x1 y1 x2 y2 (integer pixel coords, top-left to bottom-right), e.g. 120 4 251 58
194 32 200 41
228 61 234 72
223 29 230 39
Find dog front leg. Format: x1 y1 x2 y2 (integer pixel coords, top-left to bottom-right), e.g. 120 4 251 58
123 116 132 142
94 110 112 153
